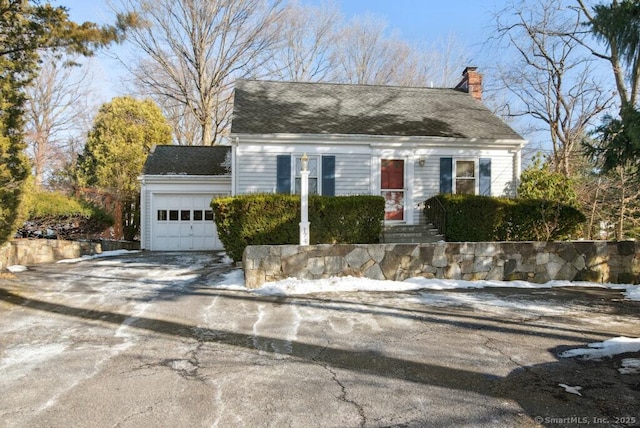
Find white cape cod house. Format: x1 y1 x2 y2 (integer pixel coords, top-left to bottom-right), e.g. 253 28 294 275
140 68 527 251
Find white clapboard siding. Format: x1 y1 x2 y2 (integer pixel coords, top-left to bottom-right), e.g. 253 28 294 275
335 153 371 195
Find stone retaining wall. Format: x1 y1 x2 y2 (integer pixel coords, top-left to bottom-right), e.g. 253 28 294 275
1 239 103 270
242 241 640 288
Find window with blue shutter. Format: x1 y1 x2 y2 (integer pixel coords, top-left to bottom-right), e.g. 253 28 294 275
440 157 453 194
276 155 291 194
479 158 491 196
321 156 335 196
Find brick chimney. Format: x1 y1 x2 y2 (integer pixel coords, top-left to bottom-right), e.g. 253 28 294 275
454 66 482 101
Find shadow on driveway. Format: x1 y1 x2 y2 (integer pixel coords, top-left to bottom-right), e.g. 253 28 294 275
1 286 638 427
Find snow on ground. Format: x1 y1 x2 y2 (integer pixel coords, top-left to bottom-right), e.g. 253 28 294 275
56 249 140 264
6 250 140 272
228 273 640 302
412 290 570 316
214 268 640 366
252 276 425 296
559 337 640 360
619 358 640 374
6 253 640 369
559 337 640 375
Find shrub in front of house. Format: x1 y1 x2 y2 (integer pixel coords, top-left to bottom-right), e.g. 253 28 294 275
211 193 385 261
427 194 585 242
16 191 114 239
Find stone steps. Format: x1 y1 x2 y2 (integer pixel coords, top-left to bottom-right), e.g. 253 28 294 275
382 224 443 244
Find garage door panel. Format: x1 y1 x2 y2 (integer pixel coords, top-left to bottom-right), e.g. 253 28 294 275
151 193 226 251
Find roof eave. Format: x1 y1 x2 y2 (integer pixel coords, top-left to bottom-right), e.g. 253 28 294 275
138 174 232 183
230 132 527 149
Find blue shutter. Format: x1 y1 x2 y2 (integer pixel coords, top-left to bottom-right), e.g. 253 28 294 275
440 157 453 194
321 156 335 196
479 158 491 196
276 155 291 194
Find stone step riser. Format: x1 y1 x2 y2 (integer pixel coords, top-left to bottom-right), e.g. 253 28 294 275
381 223 443 243
384 226 437 232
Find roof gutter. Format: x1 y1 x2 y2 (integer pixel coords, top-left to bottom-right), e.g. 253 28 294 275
230 132 527 149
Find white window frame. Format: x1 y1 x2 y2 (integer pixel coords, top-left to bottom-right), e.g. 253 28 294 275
293 154 321 195
453 158 478 195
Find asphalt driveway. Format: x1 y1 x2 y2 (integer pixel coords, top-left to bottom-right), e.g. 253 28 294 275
0 251 638 427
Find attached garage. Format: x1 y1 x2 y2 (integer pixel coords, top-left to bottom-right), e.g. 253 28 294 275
139 146 232 251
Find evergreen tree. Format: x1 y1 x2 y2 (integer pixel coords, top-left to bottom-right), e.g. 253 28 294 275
582 0 640 174
75 96 172 240
0 1 134 244
518 155 579 206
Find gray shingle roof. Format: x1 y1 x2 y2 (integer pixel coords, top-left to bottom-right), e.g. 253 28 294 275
142 145 231 176
231 80 524 140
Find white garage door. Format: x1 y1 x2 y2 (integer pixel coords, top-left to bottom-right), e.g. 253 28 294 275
152 193 227 251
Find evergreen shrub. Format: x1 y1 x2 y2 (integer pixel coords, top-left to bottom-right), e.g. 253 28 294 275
17 191 114 239
211 193 385 261
426 194 585 242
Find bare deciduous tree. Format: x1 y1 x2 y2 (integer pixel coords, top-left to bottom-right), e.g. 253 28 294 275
23 55 94 188
116 0 283 145
258 4 471 88
419 33 473 87
492 0 613 176
261 0 339 82
330 13 424 86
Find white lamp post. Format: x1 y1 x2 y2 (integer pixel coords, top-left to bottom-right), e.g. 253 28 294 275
299 153 310 246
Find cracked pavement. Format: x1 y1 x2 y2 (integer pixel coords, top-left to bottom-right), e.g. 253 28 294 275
0 251 639 427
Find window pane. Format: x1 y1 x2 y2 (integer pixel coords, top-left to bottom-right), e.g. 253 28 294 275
204 210 214 221
169 210 179 221
295 157 318 177
157 210 167 221
181 210 190 221
381 159 404 189
308 158 318 176
193 210 203 221
456 179 475 195
456 161 475 178
295 178 318 195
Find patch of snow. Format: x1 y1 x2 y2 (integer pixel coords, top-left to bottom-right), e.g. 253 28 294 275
619 358 640 375
559 337 640 360
6 265 27 273
558 383 583 396
232 275 640 303
211 269 246 290
412 292 568 316
57 249 139 264
252 276 426 296
624 286 640 301
404 277 547 290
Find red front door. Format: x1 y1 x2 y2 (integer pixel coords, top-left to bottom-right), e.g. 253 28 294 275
381 159 405 221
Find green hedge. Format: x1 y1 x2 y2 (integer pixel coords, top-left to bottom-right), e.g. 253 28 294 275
427 194 585 242
211 193 385 261
27 191 112 222
17 191 115 238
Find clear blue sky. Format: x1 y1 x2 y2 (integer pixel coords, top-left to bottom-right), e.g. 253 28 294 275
62 1 503 45
60 0 505 95
337 0 501 45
